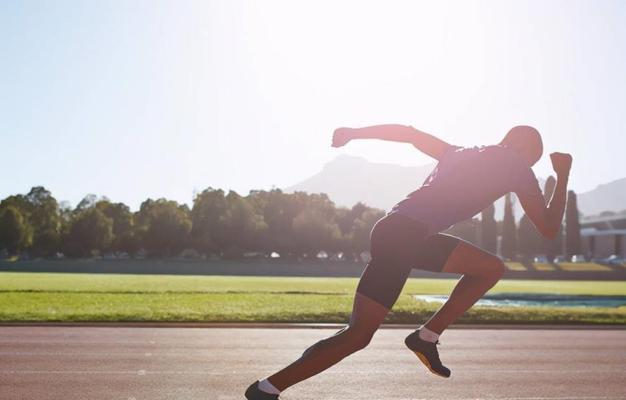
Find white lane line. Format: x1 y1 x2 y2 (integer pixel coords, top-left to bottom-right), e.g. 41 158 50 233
399 397 623 400
499 397 620 400
0 341 163 345
0 352 162 356
0 370 224 375
0 369 623 376
472 397 620 400
0 370 145 375
454 369 625 373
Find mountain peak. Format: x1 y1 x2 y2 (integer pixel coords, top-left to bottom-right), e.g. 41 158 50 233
285 155 624 217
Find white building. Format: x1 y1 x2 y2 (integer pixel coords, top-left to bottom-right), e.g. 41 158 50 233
580 214 626 258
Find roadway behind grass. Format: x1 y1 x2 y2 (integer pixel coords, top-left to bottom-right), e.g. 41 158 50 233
1 272 625 324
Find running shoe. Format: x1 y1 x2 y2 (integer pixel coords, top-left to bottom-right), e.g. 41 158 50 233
245 381 280 400
404 330 451 378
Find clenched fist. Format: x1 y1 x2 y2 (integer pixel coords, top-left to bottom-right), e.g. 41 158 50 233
550 152 572 176
331 127 353 148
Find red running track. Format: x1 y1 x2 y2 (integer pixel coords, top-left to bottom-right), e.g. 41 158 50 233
0 327 625 400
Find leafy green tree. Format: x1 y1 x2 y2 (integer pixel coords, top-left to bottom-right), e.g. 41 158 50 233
330 202 379 258
349 208 385 254
220 191 267 257
292 208 341 257
75 194 99 212
190 188 231 255
64 208 114 257
501 193 517 260
280 192 340 257
25 187 63 256
96 200 136 253
0 206 33 254
1 187 62 256
335 202 369 237
135 199 192 257
247 189 312 258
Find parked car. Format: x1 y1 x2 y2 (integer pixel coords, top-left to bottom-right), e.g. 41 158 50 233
599 254 626 266
316 251 329 259
570 254 587 263
533 255 548 263
613 258 626 266
553 255 567 263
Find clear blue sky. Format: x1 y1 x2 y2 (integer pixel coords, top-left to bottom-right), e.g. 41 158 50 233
2 0 625 210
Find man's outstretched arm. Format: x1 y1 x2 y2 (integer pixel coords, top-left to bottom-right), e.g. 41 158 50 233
332 124 454 160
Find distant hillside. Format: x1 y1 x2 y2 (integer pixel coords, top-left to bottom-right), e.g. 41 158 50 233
577 177 626 217
284 154 435 212
284 154 623 220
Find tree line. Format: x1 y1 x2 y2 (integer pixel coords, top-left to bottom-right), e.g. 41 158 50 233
466 175 582 261
0 186 384 260
0 180 582 261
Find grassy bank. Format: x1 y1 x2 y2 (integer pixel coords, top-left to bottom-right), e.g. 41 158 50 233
1 272 625 324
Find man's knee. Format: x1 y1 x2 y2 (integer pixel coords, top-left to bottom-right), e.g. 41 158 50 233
301 325 374 357
345 326 375 351
336 325 376 353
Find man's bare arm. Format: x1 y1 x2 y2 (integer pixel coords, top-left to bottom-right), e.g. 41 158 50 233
331 124 454 160
518 153 572 239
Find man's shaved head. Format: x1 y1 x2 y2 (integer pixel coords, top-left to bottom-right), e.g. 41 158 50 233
499 125 543 166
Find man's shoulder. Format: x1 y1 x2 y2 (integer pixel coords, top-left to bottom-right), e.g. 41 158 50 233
456 144 529 175
474 144 521 160
448 144 506 157
450 143 505 152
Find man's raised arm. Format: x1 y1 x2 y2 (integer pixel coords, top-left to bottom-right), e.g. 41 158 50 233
517 153 573 239
331 124 454 160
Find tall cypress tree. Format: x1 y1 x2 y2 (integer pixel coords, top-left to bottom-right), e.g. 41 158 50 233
542 176 565 261
519 175 557 261
480 203 497 254
501 193 517 260
517 214 541 261
447 218 480 245
565 190 582 258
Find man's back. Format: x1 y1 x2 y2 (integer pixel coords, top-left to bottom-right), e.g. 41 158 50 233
389 144 541 236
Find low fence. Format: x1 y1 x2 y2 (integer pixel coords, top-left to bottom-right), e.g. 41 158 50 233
1 259 625 281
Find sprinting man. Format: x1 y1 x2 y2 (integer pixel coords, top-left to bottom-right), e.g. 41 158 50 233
245 124 572 399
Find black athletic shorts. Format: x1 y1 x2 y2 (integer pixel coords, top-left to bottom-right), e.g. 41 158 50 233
355 211 462 309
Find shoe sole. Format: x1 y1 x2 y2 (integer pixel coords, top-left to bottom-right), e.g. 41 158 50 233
412 351 450 378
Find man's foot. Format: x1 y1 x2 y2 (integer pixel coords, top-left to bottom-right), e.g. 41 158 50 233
245 381 280 399
404 330 451 378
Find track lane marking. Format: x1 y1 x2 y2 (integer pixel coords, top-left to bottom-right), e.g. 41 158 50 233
0 369 624 375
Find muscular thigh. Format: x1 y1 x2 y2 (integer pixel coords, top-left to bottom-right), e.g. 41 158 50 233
412 233 463 273
356 213 428 309
440 239 504 277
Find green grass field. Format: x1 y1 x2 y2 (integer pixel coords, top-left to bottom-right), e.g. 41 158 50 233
1 272 625 324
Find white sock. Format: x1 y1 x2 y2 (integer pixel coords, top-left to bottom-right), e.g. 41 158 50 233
258 378 281 395
418 326 440 343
